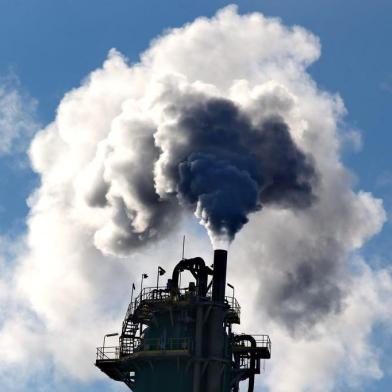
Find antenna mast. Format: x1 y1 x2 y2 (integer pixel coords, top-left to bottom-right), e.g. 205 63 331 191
182 235 186 260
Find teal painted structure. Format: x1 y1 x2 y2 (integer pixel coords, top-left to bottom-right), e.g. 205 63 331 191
95 250 271 392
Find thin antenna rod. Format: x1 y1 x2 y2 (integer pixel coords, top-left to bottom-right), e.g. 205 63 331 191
182 235 186 260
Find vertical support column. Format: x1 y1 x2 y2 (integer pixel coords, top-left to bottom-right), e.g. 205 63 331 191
206 306 226 392
193 304 204 392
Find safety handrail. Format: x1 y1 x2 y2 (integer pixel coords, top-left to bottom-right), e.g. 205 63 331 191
96 346 120 360
225 295 241 319
126 286 241 320
98 337 191 360
233 334 271 351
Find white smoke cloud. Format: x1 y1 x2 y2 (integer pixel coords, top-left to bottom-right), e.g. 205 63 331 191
0 74 39 156
1 5 391 392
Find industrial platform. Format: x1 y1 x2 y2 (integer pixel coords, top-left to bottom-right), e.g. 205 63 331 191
96 249 271 392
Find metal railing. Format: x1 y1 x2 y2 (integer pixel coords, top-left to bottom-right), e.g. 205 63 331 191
126 286 175 319
232 334 271 371
232 334 271 351
225 295 241 320
97 337 191 360
253 335 271 352
126 286 241 321
96 346 120 360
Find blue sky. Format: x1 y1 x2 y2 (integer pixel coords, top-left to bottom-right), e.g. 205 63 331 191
0 1 391 391
1 0 392 255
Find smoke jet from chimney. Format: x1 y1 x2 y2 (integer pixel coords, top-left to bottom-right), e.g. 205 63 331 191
154 94 318 248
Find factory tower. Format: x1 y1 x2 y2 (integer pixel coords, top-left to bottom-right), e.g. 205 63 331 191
95 249 271 392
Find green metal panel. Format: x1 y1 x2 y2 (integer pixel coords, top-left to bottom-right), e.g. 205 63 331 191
134 361 192 392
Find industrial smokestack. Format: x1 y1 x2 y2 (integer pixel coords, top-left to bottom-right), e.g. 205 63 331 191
212 249 228 303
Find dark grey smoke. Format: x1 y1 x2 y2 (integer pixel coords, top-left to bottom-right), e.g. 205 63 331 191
163 97 318 241
85 132 181 254
85 95 318 252
256 237 346 333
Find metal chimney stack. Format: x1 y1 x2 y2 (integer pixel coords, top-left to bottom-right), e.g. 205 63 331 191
212 249 227 303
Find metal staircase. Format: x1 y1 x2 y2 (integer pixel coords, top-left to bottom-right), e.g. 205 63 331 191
120 319 139 356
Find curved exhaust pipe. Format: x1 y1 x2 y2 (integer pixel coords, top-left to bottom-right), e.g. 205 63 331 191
234 334 257 392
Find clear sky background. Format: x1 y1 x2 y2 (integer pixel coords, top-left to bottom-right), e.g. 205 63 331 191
0 1 391 391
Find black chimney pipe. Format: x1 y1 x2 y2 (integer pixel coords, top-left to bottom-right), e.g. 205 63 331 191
212 249 227 303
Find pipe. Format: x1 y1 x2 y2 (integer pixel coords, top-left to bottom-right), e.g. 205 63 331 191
206 250 228 392
212 249 228 303
171 257 211 297
234 335 257 392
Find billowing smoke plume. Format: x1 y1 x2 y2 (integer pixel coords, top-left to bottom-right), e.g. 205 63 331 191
78 79 317 252
155 95 317 245
1 6 391 392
